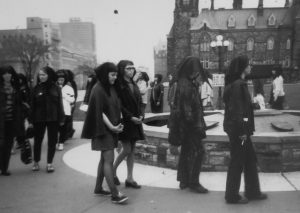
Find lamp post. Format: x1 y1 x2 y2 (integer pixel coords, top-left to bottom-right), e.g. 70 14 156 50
210 35 229 110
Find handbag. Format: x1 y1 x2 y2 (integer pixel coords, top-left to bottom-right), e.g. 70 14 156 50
20 140 32 164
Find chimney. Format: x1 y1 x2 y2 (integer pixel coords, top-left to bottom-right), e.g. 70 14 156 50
284 0 290 7
233 0 242 10
211 0 215 10
257 0 264 16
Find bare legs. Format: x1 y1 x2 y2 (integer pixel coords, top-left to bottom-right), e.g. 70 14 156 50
113 141 136 182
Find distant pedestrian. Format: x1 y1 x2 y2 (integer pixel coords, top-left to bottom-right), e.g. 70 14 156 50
81 62 128 204
0 66 24 176
29 66 65 173
56 70 75 151
136 71 149 116
270 65 285 110
150 74 164 113
113 60 144 189
168 56 209 193
201 71 214 110
167 73 177 110
65 70 77 139
223 55 267 204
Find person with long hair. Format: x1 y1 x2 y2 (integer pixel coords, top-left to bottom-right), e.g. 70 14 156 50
136 71 149 116
56 70 75 151
29 66 65 173
150 74 164 113
167 73 177 110
0 66 23 175
168 56 209 193
270 65 285 110
223 55 267 204
81 62 128 204
113 60 144 189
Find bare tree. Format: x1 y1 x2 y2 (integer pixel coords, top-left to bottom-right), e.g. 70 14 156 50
0 34 50 88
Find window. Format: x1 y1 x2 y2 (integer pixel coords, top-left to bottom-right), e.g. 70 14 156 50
247 38 254 51
247 15 256 27
228 39 234 51
268 14 276 26
200 57 210 69
267 37 274 50
286 38 291 50
284 56 290 68
200 42 210 52
183 0 190 5
228 15 236 27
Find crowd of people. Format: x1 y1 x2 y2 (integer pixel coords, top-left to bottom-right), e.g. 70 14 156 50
2 55 287 205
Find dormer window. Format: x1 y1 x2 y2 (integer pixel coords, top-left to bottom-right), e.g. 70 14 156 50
286 38 291 50
228 15 236 28
228 39 234 51
247 14 256 27
268 14 276 26
267 37 274 50
200 35 211 52
183 0 190 6
247 38 254 51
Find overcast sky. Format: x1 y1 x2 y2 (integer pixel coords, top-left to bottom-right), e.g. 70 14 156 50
0 0 285 77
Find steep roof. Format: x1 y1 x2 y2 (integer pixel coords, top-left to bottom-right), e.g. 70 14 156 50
190 7 292 30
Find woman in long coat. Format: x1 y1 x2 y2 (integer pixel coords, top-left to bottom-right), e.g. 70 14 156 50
150 74 164 113
0 66 23 176
223 55 267 204
81 62 128 204
113 60 144 189
168 56 209 193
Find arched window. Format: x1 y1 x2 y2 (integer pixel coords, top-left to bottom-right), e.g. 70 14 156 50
228 15 236 27
284 56 290 68
200 42 210 52
247 15 256 27
183 0 190 5
228 39 234 51
200 57 210 69
267 37 274 50
268 14 276 26
247 38 254 51
286 38 291 50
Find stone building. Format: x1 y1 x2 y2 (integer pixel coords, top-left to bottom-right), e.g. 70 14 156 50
167 0 300 79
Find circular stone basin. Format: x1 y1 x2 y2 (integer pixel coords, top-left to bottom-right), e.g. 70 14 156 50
139 110 300 172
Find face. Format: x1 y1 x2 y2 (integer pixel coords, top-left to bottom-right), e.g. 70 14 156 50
2 72 12 83
168 74 173 81
108 72 118 85
244 64 252 76
272 70 276 75
57 77 65 86
39 70 48 83
124 65 135 79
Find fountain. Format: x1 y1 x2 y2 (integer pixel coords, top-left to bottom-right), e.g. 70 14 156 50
136 110 300 172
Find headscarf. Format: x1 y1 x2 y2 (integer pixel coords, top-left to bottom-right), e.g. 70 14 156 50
225 55 249 86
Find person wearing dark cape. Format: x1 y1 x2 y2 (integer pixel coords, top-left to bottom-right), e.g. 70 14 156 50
168 56 209 193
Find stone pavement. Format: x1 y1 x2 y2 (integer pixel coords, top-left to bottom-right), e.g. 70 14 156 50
0 121 300 213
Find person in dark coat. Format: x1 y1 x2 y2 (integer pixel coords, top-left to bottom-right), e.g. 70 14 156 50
0 66 24 176
83 74 97 105
168 56 209 193
29 66 65 173
113 60 144 189
150 74 164 113
223 55 267 204
81 62 128 204
167 73 177 110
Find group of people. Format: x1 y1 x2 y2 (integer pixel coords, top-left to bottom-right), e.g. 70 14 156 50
0 65 77 176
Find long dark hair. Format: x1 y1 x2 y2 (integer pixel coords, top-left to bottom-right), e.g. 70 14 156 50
272 64 283 78
116 60 135 91
94 62 118 96
37 66 57 85
137 71 149 86
0 65 19 89
225 55 249 86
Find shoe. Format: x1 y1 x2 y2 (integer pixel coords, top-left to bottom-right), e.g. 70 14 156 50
226 196 249 204
46 164 55 173
57 143 64 151
32 163 40 171
1 171 11 176
94 189 112 196
246 193 268 201
125 180 141 189
111 193 128 204
114 176 120 185
179 182 188 190
190 184 209 194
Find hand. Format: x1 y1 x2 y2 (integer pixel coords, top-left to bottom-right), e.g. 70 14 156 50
239 134 247 145
131 117 142 125
59 122 65 126
169 145 179 155
156 102 160 106
111 123 123 133
28 123 33 128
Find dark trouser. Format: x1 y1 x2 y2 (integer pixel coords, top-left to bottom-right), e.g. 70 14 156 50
0 121 15 173
33 121 59 164
141 103 147 117
272 96 285 110
59 116 72 144
177 130 204 187
225 134 261 202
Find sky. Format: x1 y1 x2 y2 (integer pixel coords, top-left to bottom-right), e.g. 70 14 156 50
0 0 286 77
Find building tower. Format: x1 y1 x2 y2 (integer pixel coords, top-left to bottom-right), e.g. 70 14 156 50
175 0 199 18
233 0 242 9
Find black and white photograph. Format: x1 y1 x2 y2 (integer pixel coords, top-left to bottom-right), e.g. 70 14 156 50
0 0 300 212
